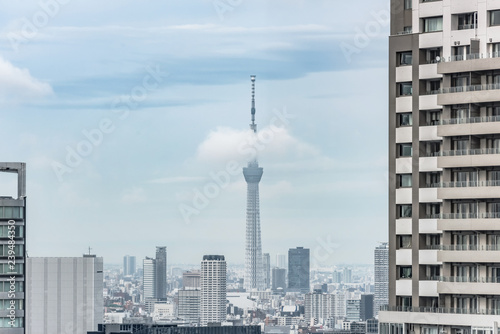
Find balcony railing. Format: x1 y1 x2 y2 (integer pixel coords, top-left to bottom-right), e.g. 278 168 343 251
380 305 500 315
439 276 500 283
438 83 500 94
439 244 500 250
440 115 500 125
439 148 500 156
458 24 477 30
436 212 500 219
432 180 500 187
441 51 500 63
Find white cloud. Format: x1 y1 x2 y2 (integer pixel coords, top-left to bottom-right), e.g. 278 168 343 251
0 56 53 101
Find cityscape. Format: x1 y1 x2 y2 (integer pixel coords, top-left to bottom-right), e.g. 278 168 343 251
1 1 500 334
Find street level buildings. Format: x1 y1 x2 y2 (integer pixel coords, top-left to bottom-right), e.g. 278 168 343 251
381 0 500 332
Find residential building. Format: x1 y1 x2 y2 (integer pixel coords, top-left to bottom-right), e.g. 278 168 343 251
200 255 226 325
177 289 201 324
304 290 335 325
374 242 388 317
288 247 310 293
381 0 500 332
26 255 103 334
143 257 156 301
0 163 26 334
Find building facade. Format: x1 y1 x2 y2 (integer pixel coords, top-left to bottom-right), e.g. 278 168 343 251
287 247 310 293
177 289 201 324
200 255 226 325
143 257 156 301
155 247 167 300
374 242 389 317
272 267 286 292
0 163 26 334
381 0 500 332
26 255 103 334
263 253 271 290
182 270 200 289
304 290 335 325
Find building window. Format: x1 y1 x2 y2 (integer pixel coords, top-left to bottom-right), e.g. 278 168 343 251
399 143 413 157
424 47 442 63
423 17 443 32
398 82 412 96
456 12 477 30
399 266 412 278
404 0 412 10
403 26 412 34
398 113 413 127
398 204 412 218
398 235 412 248
398 51 412 66
399 174 412 187
491 10 500 26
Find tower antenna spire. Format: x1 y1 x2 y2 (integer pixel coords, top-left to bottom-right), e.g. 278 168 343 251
250 75 256 133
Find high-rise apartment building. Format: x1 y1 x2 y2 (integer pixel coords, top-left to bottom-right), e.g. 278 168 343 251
374 242 389 317
200 255 226 325
26 255 104 334
177 288 201 324
0 163 26 334
304 290 335 325
123 255 136 276
244 76 265 292
288 247 310 293
381 0 500 332
143 257 156 301
263 253 271 289
155 246 167 300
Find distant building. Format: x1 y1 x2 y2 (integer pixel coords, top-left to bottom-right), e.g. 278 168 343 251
360 294 374 321
177 289 201 324
90 324 261 334
366 318 379 334
288 247 310 293
343 267 352 283
346 299 361 322
271 267 286 291
332 292 346 319
373 242 388 317
155 246 167 299
304 290 335 325
123 255 136 276
143 257 156 302
182 270 200 289
263 253 271 289
276 254 286 269
27 255 103 334
201 255 226 325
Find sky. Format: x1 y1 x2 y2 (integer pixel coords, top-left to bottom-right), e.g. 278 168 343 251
0 0 390 267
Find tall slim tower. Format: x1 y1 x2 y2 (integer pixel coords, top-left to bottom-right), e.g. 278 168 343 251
243 75 264 291
155 246 167 300
200 255 226 325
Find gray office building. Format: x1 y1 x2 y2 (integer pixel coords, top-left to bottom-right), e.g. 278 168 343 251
27 255 103 334
155 246 167 300
123 255 136 276
380 0 500 332
262 253 271 289
0 163 26 334
287 247 309 293
272 267 286 291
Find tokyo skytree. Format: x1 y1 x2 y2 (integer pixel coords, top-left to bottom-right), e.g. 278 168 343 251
243 75 264 291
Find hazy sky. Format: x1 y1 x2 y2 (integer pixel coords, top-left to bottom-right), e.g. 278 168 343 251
0 0 389 267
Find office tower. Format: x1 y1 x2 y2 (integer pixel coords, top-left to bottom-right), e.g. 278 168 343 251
200 255 226 325
343 267 352 283
374 242 388 317
143 257 156 301
305 290 335 325
381 0 500 332
26 255 104 334
271 267 286 291
244 75 265 292
360 294 374 321
276 254 286 269
0 163 26 333
123 255 136 276
155 246 167 299
346 299 361 322
182 270 201 289
288 247 310 293
332 292 346 319
263 253 271 289
177 289 201 324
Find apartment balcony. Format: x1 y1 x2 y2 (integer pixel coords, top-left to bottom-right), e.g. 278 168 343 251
437 278 500 295
437 84 500 105
436 180 500 199
438 217 500 231
380 305 500 316
438 53 500 74
437 248 500 263
437 148 500 168
438 117 500 136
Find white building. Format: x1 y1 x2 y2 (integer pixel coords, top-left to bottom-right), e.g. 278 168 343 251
177 288 201 324
374 242 389 317
26 255 103 334
200 255 226 325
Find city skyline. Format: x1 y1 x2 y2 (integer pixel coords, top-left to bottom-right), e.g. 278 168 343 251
0 0 389 265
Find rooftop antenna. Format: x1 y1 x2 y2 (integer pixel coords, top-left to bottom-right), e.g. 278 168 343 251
250 75 257 133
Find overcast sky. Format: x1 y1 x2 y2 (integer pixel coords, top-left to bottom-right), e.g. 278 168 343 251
0 0 389 267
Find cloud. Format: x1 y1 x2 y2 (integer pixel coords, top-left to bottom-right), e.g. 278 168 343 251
149 176 206 184
0 56 52 101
